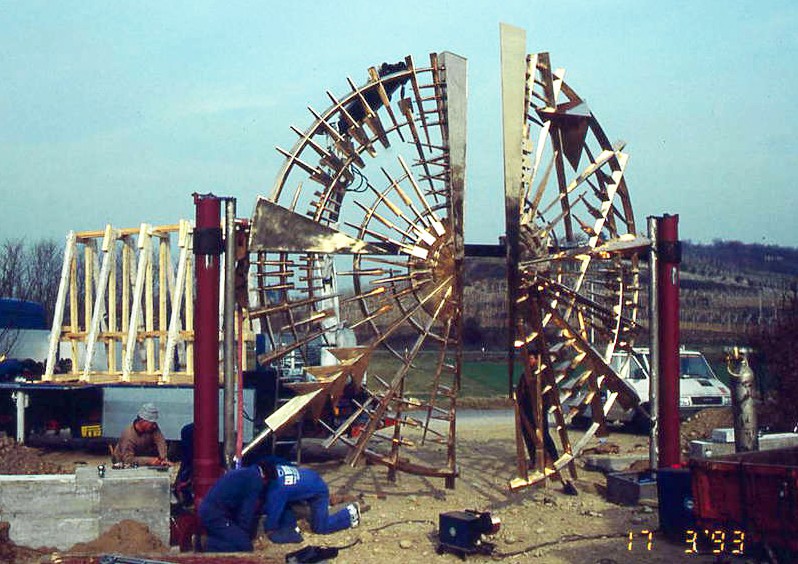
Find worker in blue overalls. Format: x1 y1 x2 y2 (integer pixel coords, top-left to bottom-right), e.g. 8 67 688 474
198 462 270 552
263 463 360 544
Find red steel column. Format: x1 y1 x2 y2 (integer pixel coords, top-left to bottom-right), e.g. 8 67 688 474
657 214 681 467
193 193 223 506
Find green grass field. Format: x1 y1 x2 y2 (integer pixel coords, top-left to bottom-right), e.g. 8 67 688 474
366 350 523 398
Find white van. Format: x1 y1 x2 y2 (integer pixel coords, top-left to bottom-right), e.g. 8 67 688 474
571 347 731 427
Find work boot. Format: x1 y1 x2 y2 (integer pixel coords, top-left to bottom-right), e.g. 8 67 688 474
562 480 578 496
346 502 361 528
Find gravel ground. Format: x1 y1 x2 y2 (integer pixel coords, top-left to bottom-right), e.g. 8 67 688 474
2 408 756 563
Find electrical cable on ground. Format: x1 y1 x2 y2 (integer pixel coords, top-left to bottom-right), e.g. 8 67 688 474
368 519 436 533
327 538 362 550
494 531 630 558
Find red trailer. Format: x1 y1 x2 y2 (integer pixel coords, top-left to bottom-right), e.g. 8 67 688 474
690 446 798 555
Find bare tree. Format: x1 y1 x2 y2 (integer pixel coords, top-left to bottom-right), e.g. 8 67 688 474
0 325 20 357
750 285 798 430
0 237 64 326
25 239 63 324
0 239 28 300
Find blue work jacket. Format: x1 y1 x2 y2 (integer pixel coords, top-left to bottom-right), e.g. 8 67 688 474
263 465 328 531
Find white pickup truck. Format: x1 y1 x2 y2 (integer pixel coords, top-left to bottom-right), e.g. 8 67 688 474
572 347 731 428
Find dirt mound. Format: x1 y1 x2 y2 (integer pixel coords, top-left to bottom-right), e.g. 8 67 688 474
68 520 168 554
0 435 69 475
680 407 733 453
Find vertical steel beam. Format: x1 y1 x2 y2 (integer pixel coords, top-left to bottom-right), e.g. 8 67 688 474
499 23 527 398
193 193 223 506
647 217 659 470
440 50 467 490
657 214 680 468
223 198 237 468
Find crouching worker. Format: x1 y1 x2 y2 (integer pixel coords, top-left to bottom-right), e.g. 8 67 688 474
112 402 170 467
264 463 360 544
198 461 270 552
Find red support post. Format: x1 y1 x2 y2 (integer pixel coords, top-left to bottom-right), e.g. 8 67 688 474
657 214 681 467
193 193 223 506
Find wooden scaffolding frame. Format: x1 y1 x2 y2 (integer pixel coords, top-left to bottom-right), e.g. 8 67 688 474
43 221 196 384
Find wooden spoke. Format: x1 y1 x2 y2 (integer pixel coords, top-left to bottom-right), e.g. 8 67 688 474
501 24 644 491
248 51 466 488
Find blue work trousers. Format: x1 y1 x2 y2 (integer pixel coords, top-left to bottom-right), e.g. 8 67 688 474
309 494 351 534
272 494 350 535
199 502 253 552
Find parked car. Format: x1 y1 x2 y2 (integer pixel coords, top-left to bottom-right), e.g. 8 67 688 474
569 347 731 428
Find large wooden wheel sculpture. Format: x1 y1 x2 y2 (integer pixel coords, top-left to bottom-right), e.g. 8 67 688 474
500 24 644 490
246 52 466 487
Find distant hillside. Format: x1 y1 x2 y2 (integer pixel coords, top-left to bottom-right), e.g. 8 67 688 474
457 240 798 348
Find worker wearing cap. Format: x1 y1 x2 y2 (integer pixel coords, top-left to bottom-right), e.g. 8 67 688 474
112 402 169 466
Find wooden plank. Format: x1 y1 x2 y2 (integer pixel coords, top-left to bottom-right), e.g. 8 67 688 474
44 231 76 380
75 223 180 240
83 242 94 338
264 390 323 435
122 224 151 381
162 224 189 382
83 226 117 380
167 373 195 385
158 237 168 371
69 245 79 374
108 235 117 373
145 230 155 375
121 236 132 366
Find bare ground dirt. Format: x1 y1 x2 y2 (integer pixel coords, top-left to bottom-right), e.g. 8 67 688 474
1 408 748 563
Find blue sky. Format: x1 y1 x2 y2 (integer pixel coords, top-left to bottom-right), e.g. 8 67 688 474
1 1 796 247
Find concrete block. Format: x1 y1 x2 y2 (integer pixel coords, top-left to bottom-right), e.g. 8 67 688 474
690 432 798 459
0 474 73 506
98 467 170 510
689 440 735 459
690 429 798 458
760 432 798 450
606 471 657 506
0 475 97 517
585 454 648 473
0 466 171 549
5 516 99 550
98 467 171 544
100 481 168 510
711 428 735 443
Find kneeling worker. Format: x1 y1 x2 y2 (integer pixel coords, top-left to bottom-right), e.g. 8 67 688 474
263 462 360 544
112 402 170 466
199 462 272 552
